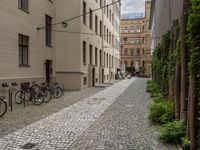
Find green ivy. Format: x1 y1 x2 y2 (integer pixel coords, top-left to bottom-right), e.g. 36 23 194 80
186 0 200 146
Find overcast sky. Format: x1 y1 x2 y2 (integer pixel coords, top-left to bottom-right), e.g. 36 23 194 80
121 0 146 14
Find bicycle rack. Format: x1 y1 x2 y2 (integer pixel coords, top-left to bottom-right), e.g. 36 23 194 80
1 82 13 112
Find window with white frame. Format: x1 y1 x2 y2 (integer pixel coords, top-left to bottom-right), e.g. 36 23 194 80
136 37 140 44
136 26 140 33
130 26 134 33
130 37 134 44
124 26 128 33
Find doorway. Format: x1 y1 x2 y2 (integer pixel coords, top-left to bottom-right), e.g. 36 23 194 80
102 68 104 83
45 60 52 83
92 68 95 87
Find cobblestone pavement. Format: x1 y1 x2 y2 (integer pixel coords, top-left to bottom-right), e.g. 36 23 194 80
69 78 176 150
0 82 117 138
0 79 134 149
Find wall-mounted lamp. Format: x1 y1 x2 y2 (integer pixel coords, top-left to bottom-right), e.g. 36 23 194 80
62 21 68 28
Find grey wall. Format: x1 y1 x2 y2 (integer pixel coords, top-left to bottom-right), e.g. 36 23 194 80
153 0 183 46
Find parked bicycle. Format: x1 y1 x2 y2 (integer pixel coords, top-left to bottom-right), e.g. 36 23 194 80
41 82 63 99
40 83 52 103
0 96 7 117
14 81 44 105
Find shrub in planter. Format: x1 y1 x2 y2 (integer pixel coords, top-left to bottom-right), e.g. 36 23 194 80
181 137 190 150
148 102 175 124
160 121 185 144
152 93 164 103
146 81 160 97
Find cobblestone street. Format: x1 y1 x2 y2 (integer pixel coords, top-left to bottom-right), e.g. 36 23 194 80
0 78 176 150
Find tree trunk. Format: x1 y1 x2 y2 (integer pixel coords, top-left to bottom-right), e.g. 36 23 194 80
180 0 189 123
189 73 197 150
168 27 174 101
175 61 181 119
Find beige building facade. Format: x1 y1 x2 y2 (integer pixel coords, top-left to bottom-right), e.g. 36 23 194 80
120 1 151 77
0 0 120 90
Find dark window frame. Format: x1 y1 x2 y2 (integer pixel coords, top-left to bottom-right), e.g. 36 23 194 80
83 41 87 65
83 1 87 25
45 15 52 47
19 34 29 67
89 9 93 30
95 15 98 34
95 47 98 66
18 0 29 13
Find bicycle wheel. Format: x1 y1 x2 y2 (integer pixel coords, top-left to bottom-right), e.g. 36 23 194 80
32 91 44 105
14 90 24 104
43 90 52 103
53 87 63 98
0 98 7 117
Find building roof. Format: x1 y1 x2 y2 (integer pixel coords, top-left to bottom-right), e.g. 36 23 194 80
121 13 145 19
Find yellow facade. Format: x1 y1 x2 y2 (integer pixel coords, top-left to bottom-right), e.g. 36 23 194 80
120 1 151 77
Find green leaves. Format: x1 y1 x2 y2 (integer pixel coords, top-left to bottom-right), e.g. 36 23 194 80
160 121 185 144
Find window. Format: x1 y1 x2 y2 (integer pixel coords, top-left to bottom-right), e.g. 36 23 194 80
124 26 128 33
104 25 106 40
107 28 109 43
142 48 145 55
100 0 102 7
83 1 87 25
130 49 134 56
124 49 128 55
107 53 108 67
99 50 102 66
136 26 140 33
89 9 93 29
18 0 29 12
130 37 134 44
123 37 128 44
112 14 114 25
104 52 106 66
83 41 86 64
109 55 111 67
19 34 29 66
84 77 87 85
109 32 111 44
109 10 111 21
89 45 93 65
107 5 109 18
104 0 106 14
136 37 140 44
143 26 145 32
95 47 98 66
142 37 145 44
45 15 52 47
112 56 113 67
136 48 140 56
95 15 98 34
100 21 102 37
137 19 140 24
130 26 134 33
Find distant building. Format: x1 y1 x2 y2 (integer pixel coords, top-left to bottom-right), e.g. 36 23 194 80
120 1 151 77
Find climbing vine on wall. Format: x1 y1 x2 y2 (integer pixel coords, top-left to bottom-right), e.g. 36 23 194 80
152 31 171 98
186 0 200 145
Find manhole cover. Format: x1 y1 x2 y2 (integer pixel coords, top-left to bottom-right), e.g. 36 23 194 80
21 143 37 149
125 104 135 108
93 97 106 101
